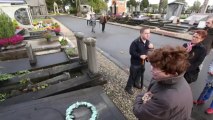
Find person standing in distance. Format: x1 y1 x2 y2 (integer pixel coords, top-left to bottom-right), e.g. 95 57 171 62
86 12 91 26
99 14 107 32
90 14 96 33
202 17 213 54
125 27 154 95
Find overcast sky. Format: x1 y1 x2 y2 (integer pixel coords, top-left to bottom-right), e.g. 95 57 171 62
148 0 213 6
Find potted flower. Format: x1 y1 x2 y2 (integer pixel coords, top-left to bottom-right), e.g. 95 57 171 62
43 31 52 42
52 23 61 36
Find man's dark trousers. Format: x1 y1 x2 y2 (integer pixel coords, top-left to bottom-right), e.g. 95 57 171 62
125 64 145 90
101 23 105 32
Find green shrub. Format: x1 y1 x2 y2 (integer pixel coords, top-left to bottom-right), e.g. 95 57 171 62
0 73 14 81
0 12 15 39
60 38 68 46
65 48 78 57
69 8 77 14
0 93 7 102
12 20 19 28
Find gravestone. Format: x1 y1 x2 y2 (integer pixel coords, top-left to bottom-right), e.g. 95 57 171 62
185 14 210 24
165 2 184 20
0 52 70 74
197 21 206 29
0 86 126 120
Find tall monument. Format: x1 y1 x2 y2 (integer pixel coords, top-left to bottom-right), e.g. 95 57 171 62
200 0 209 13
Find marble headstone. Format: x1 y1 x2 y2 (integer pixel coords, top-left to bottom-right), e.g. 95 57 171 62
165 2 184 20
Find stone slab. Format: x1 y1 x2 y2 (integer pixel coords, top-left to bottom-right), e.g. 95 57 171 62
0 52 69 74
0 73 105 106
0 61 85 87
27 38 61 52
0 86 126 120
0 47 27 61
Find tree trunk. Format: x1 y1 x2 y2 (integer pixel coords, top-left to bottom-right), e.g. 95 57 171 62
200 0 209 13
158 0 164 14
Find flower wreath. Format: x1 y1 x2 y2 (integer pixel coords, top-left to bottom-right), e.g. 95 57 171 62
66 101 98 120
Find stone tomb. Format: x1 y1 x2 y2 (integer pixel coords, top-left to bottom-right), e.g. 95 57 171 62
160 14 211 33
0 52 69 74
0 86 126 120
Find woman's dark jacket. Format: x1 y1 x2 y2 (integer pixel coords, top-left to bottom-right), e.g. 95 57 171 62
133 74 193 120
129 37 150 66
183 43 206 83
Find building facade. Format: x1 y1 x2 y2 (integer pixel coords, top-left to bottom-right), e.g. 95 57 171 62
107 0 127 15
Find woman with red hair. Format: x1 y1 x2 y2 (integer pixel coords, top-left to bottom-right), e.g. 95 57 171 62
183 30 207 83
133 46 193 120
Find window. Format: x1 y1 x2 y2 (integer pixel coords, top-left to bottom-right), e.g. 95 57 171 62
14 8 30 25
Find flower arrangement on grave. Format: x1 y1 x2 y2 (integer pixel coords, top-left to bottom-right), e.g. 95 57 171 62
51 23 61 35
66 101 98 120
0 12 23 47
43 31 52 42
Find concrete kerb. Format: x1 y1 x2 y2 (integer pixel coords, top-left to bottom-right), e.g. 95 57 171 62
69 15 191 41
96 47 129 74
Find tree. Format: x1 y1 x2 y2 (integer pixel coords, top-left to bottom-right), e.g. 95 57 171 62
190 0 201 13
140 0 149 11
87 0 107 13
127 0 137 8
149 4 159 13
158 0 168 13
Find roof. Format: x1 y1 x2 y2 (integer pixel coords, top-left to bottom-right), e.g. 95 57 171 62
168 2 185 5
0 0 26 3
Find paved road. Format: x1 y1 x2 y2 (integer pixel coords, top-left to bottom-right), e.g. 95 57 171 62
54 15 213 120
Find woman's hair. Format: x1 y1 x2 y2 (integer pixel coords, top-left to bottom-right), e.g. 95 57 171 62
194 30 207 39
148 46 189 75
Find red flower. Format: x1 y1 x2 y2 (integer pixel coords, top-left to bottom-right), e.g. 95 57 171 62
0 35 24 46
54 27 60 32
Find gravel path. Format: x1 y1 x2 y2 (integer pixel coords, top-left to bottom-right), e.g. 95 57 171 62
97 51 146 120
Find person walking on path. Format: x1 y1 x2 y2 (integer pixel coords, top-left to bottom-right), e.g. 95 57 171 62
133 46 193 120
99 14 107 32
124 27 154 95
86 12 91 26
90 14 96 33
202 17 213 54
193 60 213 114
183 30 207 83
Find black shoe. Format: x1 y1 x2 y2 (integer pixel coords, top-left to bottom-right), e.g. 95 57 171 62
134 84 142 89
125 88 134 95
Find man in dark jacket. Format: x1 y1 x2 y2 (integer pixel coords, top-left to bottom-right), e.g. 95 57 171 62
99 14 107 32
202 17 213 54
124 27 154 95
133 46 193 120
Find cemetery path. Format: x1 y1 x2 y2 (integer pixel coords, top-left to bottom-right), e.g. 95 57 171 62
53 15 213 120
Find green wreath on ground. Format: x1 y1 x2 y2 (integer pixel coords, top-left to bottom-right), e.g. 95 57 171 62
66 101 98 120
